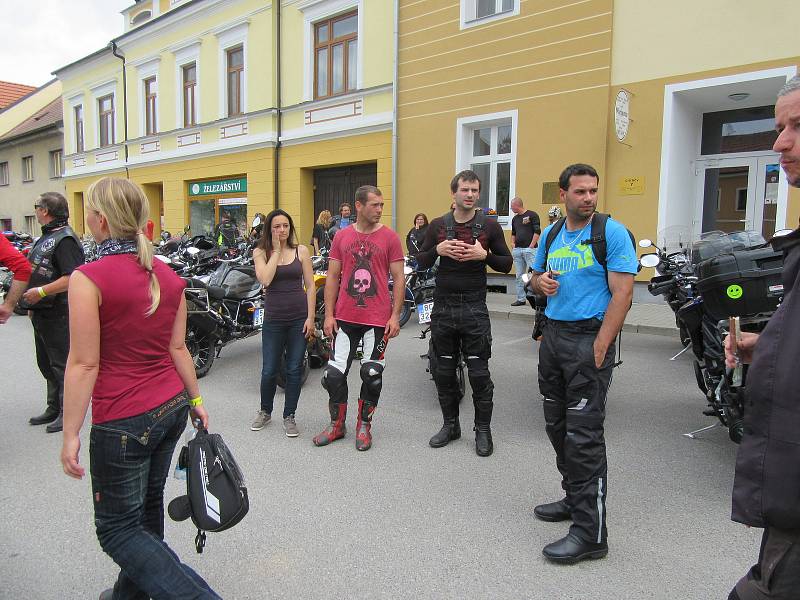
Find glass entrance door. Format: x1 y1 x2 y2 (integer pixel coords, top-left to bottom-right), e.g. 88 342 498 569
694 154 785 238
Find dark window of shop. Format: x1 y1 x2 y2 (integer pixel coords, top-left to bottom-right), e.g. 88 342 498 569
1 218 12 231
313 163 376 220
98 95 114 147
314 11 357 99
183 63 197 127
74 104 84 153
144 77 157 136
701 106 778 155
227 46 244 117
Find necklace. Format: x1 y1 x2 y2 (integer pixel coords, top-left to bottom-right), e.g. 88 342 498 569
560 218 592 253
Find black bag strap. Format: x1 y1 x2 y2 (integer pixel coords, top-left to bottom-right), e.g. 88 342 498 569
442 209 486 241
195 529 206 554
542 216 566 270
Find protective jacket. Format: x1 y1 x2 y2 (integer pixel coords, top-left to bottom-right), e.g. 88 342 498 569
22 225 80 310
732 227 800 529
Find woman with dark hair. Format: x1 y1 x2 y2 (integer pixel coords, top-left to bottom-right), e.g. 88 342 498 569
60 177 218 599
406 213 429 257
251 209 315 436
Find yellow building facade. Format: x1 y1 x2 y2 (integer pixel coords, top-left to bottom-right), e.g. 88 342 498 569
55 0 395 245
397 0 799 280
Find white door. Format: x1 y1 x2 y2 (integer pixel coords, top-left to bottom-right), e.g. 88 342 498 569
694 153 787 239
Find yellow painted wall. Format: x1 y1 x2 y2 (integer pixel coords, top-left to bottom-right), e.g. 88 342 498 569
612 0 800 86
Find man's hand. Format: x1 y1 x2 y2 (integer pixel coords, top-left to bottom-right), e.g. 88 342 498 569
457 239 488 262
724 331 759 368
61 434 84 480
537 271 560 296
190 405 210 430
324 314 338 338
593 338 609 369
385 315 400 339
436 239 463 260
22 288 42 306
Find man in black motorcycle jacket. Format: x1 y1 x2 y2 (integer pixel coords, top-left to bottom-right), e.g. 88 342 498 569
725 76 800 600
20 192 85 433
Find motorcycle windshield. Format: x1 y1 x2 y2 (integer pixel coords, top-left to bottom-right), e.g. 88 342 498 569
657 225 695 255
690 230 766 265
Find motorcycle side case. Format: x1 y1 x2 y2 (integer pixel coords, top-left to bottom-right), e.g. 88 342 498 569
696 247 783 321
219 266 261 300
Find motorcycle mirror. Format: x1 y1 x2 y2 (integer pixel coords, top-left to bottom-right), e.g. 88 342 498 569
638 239 653 248
639 253 660 268
251 216 261 228
186 246 200 256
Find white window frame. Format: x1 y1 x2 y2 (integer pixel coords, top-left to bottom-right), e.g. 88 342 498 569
460 0 520 30
173 41 201 129
135 58 160 138
50 150 63 179
66 93 85 154
22 156 34 182
455 110 518 226
299 0 363 102
90 80 118 149
0 161 9 186
214 21 249 119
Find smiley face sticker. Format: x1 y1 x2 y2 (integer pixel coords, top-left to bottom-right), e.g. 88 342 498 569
727 284 743 299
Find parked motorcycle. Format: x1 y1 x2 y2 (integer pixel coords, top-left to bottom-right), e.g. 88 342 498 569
639 229 787 443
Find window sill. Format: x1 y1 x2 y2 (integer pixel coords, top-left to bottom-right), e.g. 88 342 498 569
461 7 518 30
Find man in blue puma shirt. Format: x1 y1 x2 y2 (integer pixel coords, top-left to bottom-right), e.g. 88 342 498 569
529 163 637 564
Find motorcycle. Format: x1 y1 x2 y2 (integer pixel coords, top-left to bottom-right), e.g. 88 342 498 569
389 256 438 328
639 229 787 443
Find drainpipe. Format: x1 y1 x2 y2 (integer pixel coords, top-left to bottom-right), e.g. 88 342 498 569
391 0 399 232
109 41 130 179
273 3 282 209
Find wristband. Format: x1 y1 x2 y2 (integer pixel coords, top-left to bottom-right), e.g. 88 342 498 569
188 395 203 407
38 287 47 298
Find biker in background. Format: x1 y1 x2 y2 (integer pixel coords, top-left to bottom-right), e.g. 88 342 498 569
251 209 315 437
312 209 333 256
327 202 353 239
21 192 85 433
406 213 429 257
510 197 541 306
724 75 800 600
60 177 218 600
415 170 512 457
547 205 563 225
0 233 32 324
313 185 405 451
214 211 239 248
529 163 637 564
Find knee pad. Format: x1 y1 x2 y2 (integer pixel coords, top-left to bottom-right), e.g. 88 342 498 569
322 365 346 394
360 362 384 398
466 357 491 389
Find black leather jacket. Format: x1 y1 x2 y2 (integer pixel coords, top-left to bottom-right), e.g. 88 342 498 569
731 228 800 529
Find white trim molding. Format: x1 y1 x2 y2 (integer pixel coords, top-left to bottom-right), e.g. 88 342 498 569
299 0 363 102
173 41 202 129
460 0 520 31
66 93 85 155
90 80 119 149
281 110 391 145
136 58 161 138
215 20 249 119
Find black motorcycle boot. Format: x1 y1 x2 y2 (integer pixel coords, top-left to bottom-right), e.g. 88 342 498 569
46 412 63 433
474 399 493 457
30 380 60 425
542 533 608 564
429 418 461 448
534 498 572 522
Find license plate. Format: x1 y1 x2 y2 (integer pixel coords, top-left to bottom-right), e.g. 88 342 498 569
417 301 434 324
253 307 264 327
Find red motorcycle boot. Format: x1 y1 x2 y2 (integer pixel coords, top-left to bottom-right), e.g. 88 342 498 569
355 399 375 451
313 402 347 446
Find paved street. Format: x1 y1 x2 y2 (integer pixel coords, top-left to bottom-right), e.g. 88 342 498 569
0 310 758 600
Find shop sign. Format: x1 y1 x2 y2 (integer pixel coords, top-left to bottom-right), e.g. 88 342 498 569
188 177 247 196
619 176 645 195
615 90 630 142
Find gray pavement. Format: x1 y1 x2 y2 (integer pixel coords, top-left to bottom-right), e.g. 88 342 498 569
0 311 755 600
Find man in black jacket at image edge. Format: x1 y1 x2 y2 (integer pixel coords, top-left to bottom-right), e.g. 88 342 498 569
725 74 800 600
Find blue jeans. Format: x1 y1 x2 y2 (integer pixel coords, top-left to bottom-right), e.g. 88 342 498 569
90 394 220 600
261 318 306 418
512 247 536 301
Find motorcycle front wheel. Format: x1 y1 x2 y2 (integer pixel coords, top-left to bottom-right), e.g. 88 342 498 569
186 326 216 378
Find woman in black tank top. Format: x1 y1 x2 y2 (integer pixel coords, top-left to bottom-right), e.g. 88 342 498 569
251 210 316 437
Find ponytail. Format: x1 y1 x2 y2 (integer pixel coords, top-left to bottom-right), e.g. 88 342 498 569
137 231 160 316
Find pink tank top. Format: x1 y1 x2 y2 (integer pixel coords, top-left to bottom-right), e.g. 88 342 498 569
77 254 187 424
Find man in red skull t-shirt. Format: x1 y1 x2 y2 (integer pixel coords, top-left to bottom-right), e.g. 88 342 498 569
313 185 405 451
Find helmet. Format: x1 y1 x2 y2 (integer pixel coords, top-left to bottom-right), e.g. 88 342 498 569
548 205 562 219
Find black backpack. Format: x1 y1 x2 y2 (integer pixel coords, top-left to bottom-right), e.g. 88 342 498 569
168 428 249 553
542 212 638 279
442 209 487 241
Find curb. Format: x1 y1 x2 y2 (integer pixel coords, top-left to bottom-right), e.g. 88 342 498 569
487 307 679 338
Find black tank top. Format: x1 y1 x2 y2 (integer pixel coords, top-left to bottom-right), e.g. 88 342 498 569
264 249 307 322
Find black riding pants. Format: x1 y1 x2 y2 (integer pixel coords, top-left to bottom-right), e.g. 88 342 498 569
31 308 70 414
537 318 615 544
430 290 493 425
